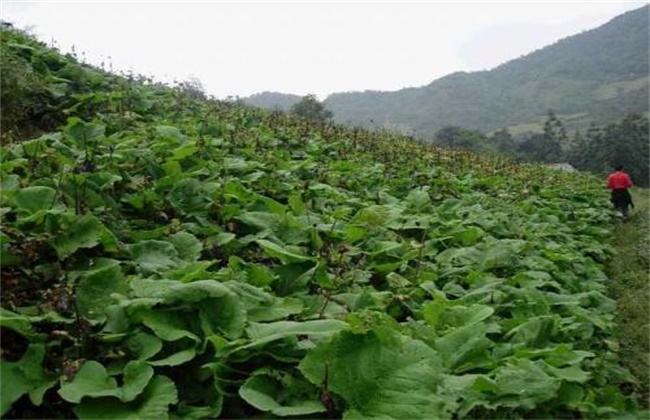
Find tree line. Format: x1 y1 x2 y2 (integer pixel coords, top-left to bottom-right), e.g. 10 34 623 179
289 94 648 188
432 111 649 187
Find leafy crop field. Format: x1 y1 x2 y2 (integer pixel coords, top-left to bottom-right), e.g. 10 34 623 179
0 27 645 418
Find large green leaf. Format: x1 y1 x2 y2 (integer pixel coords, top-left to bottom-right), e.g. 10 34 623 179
129 240 180 274
58 361 119 403
65 118 105 147
236 211 282 230
435 246 483 267
166 260 216 283
288 193 308 216
58 360 153 403
120 362 155 402
130 278 231 303
256 239 315 263
222 157 259 172
299 328 447 419
168 178 207 214
248 298 303 322
73 375 178 420
0 344 56 416
170 145 199 161
480 240 525 270
452 226 486 246
0 308 39 339
51 214 106 259
434 322 494 372
491 359 560 410
239 372 325 417
169 231 203 262
541 361 591 383
155 125 185 143
437 373 490 417
75 258 129 321
130 278 246 338
223 281 303 322
273 262 324 295
197 297 247 339
149 347 197 367
125 331 163 361
404 187 431 211
14 186 56 214
514 344 594 367
506 315 557 348
423 301 494 332
240 319 348 350
137 310 201 343
352 204 402 226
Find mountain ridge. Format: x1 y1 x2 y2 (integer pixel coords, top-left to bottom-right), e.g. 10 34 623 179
243 5 649 137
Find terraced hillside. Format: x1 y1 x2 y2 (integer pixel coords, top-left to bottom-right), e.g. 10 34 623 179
1 26 645 419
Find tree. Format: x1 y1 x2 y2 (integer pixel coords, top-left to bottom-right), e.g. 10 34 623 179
290 94 333 124
581 123 605 173
566 129 590 169
176 76 206 101
562 114 649 187
518 133 549 162
518 111 565 163
488 128 517 156
597 113 649 186
541 110 566 162
434 125 486 151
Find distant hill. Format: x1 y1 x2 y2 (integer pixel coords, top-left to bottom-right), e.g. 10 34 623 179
243 6 649 137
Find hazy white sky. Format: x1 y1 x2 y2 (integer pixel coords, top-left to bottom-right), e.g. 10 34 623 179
2 1 647 99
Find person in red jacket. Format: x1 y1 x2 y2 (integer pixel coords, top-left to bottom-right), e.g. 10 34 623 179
607 165 634 218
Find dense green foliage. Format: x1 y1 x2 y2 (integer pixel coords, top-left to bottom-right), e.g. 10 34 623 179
244 6 649 137
289 94 333 124
568 113 650 187
1 26 647 419
0 28 111 141
431 111 649 188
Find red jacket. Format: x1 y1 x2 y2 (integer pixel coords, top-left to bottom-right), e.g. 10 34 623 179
607 171 633 190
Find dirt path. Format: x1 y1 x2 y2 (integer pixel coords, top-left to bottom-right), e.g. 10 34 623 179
607 188 649 407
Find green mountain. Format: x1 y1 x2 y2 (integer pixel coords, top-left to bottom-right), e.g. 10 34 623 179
244 6 649 137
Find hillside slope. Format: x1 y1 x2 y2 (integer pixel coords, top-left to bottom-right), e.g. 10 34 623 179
1 26 646 419
245 6 649 137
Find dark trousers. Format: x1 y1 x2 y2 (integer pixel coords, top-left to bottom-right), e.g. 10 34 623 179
611 188 633 216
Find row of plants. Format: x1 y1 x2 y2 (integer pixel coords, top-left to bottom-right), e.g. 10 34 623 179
1 26 643 418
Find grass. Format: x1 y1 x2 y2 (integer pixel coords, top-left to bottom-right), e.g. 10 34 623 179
607 188 650 407
593 77 649 100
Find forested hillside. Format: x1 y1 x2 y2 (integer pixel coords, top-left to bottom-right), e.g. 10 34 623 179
244 5 649 137
1 25 647 419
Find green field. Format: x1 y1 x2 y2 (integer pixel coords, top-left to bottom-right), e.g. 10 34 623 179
1 26 647 419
